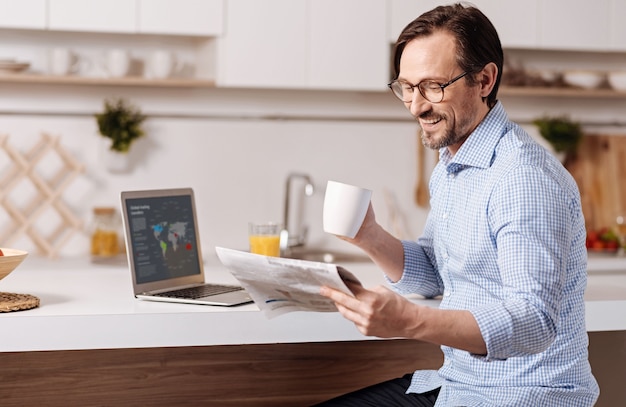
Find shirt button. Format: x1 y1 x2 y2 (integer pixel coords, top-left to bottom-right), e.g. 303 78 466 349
448 173 456 179
442 213 448 219
444 291 451 297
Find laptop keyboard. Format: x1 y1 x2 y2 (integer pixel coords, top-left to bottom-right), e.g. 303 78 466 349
155 284 243 300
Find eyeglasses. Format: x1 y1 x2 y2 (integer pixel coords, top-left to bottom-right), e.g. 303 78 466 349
388 71 469 103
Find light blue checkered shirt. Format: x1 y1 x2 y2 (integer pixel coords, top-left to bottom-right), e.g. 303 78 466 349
392 102 599 406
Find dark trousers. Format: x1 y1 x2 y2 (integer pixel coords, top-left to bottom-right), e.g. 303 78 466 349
312 373 440 407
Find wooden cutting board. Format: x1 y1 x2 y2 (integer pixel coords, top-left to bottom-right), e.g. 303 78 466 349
565 134 626 231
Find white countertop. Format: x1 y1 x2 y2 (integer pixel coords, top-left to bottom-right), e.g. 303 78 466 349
0 253 625 353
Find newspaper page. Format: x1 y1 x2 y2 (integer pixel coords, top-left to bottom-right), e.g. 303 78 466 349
215 246 362 318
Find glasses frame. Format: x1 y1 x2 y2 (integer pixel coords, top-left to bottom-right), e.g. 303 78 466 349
388 71 469 104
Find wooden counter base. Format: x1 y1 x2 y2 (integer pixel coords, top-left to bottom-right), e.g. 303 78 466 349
0 339 444 406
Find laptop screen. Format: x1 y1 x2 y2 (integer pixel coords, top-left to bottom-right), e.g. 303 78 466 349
123 191 202 285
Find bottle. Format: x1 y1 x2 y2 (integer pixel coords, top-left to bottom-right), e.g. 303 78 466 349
90 207 121 258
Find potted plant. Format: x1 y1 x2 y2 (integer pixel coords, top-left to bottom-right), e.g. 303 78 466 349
95 98 146 172
532 115 583 166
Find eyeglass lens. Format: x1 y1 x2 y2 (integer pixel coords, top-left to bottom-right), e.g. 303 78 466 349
389 72 468 104
389 81 443 103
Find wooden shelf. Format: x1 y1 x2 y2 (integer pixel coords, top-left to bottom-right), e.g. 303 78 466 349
500 85 626 99
0 74 625 98
0 73 216 88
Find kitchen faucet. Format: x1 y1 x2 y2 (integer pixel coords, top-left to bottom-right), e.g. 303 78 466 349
281 172 315 251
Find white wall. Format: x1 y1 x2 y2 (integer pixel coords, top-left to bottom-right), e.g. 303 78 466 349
0 102 428 259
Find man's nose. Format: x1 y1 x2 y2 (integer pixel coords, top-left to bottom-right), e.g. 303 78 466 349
408 91 430 117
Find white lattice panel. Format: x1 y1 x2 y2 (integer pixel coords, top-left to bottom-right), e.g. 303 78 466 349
0 133 85 258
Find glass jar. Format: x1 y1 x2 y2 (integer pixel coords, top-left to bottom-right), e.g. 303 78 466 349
90 207 121 258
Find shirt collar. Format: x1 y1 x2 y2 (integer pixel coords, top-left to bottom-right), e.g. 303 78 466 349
439 101 509 172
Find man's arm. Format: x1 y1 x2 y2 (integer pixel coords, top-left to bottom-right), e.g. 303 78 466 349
321 283 487 355
328 204 485 351
339 204 405 282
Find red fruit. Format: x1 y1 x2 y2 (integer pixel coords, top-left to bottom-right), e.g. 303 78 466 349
0 248 4 256
605 241 619 250
591 240 606 250
587 231 599 242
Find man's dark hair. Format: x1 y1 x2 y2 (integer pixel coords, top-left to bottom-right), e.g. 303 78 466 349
392 3 503 108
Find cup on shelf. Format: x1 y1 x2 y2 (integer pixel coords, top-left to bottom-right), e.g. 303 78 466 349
101 49 131 78
144 50 182 79
48 48 86 76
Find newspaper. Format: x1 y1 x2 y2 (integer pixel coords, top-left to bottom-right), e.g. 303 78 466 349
215 246 362 318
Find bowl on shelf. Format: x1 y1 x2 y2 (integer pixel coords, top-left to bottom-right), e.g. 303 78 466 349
0 248 29 281
562 70 604 89
608 71 626 91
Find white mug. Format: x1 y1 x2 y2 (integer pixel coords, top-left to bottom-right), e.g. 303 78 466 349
145 50 181 79
49 48 81 76
323 180 372 238
103 49 130 78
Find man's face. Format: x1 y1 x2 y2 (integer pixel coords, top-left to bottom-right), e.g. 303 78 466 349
398 31 490 153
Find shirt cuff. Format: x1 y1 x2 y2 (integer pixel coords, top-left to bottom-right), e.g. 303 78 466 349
470 301 514 361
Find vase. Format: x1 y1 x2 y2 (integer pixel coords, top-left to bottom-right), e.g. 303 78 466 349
103 148 131 173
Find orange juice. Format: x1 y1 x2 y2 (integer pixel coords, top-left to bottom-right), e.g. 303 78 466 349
249 235 281 257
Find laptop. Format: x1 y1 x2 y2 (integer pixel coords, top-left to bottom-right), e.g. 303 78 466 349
120 187 253 306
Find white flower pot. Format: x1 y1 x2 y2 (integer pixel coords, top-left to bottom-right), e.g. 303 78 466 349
103 148 131 173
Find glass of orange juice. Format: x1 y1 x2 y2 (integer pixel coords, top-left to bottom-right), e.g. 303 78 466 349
248 222 282 257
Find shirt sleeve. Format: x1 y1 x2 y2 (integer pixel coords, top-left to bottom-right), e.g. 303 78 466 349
385 239 444 298
470 162 581 360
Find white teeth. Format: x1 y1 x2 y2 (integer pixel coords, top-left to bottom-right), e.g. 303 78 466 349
422 117 441 125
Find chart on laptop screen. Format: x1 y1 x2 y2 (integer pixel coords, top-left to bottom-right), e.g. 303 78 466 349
125 195 201 284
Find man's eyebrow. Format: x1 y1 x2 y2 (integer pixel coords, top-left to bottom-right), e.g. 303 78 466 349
395 76 410 83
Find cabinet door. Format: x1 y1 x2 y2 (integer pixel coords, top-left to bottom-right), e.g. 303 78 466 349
388 0 441 43
609 0 626 51
471 0 539 48
308 0 388 90
217 0 307 88
48 0 136 33
138 0 223 36
539 0 610 51
0 0 46 30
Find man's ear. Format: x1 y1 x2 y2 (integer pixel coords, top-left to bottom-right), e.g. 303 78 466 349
478 62 498 98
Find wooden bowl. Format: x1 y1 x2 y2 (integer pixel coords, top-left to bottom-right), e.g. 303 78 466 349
0 248 28 281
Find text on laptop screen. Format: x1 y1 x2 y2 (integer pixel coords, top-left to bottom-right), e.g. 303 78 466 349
125 194 201 284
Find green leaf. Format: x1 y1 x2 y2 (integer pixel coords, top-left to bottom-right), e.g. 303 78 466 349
95 98 146 153
532 116 582 154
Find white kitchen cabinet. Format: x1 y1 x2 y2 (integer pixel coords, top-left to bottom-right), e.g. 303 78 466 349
137 0 223 36
308 0 387 90
0 0 46 30
218 0 387 90
539 0 610 51
388 0 439 43
609 0 626 51
217 0 307 88
32 0 223 37
471 0 539 49
48 0 136 34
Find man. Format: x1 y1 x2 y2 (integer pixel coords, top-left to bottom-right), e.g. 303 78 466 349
316 3 599 406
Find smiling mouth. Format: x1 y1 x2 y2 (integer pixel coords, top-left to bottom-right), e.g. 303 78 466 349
420 116 443 126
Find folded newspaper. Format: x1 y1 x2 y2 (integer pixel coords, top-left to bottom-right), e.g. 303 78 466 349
215 246 362 318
